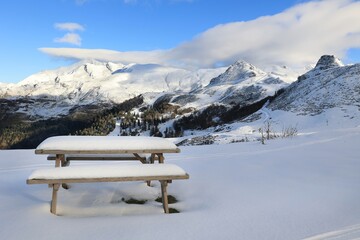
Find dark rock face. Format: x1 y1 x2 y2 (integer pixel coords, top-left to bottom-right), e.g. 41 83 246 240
315 55 343 70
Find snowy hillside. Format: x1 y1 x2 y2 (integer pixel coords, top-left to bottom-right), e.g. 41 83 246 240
268 55 360 114
0 115 360 240
159 55 360 146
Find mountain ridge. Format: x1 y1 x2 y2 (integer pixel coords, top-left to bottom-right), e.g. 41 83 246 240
1 55 360 149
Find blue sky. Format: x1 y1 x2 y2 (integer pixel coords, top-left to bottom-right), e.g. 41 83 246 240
1 0 360 83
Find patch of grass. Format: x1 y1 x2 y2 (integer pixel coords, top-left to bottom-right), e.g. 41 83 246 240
169 208 180 214
155 195 178 204
122 198 147 205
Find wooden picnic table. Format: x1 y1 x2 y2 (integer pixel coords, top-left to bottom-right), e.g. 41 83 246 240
35 136 181 167
30 136 187 215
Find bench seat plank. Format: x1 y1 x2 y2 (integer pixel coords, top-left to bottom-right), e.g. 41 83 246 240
27 164 189 184
27 175 189 184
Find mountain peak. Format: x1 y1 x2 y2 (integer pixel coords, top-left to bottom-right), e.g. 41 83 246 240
227 60 261 74
208 60 265 86
314 55 344 70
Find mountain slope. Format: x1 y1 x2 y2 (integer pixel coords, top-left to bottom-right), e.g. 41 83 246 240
156 60 290 113
268 55 360 114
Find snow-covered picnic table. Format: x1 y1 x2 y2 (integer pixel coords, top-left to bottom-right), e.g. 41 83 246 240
35 136 181 166
28 136 188 215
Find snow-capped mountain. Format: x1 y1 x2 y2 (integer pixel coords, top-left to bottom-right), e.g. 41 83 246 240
0 58 296 119
0 60 226 118
201 60 288 105
160 60 290 111
268 55 360 115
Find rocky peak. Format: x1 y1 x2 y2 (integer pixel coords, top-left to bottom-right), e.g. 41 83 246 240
228 60 256 72
314 55 344 71
208 60 265 86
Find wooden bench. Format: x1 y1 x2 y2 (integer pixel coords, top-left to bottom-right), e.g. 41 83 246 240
27 164 189 215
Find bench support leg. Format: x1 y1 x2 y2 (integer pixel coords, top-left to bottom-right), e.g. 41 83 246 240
56 154 70 189
160 181 169 214
51 184 60 215
158 153 164 164
55 154 63 168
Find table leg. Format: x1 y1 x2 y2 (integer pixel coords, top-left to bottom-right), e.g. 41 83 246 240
146 153 157 186
56 154 69 189
55 154 63 168
157 153 164 164
50 184 60 215
150 153 156 164
160 180 169 214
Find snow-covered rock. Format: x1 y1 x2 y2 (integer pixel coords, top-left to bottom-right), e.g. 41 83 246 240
314 55 344 70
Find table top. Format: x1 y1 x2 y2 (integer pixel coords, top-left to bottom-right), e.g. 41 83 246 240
35 136 180 155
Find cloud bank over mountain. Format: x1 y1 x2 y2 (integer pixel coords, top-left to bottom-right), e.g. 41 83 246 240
40 0 360 70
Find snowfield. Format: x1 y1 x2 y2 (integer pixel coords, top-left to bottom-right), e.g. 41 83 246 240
1 110 360 240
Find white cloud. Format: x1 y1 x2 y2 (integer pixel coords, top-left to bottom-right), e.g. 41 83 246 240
42 0 360 70
54 22 85 32
54 33 82 46
39 48 165 63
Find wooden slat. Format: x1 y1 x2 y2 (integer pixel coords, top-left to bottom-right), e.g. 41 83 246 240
27 174 190 185
36 148 181 155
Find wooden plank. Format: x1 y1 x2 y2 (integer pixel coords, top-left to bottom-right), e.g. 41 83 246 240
27 174 189 185
36 148 181 155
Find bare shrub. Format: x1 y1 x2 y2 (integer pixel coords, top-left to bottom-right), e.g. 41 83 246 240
259 121 298 144
281 125 298 138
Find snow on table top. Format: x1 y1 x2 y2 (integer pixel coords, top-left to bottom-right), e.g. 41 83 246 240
28 164 187 180
36 136 180 154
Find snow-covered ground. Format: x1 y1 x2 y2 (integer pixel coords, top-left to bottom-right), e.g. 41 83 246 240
1 108 360 239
